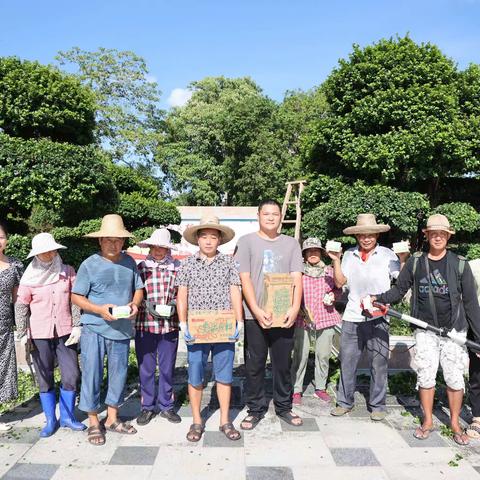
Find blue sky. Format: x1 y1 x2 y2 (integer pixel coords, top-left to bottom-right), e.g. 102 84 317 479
1 0 480 108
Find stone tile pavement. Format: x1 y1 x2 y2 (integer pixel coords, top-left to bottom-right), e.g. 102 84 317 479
2 347 480 479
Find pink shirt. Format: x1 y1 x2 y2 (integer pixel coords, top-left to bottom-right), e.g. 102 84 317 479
17 265 76 339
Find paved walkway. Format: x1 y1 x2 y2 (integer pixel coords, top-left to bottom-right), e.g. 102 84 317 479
2 348 480 480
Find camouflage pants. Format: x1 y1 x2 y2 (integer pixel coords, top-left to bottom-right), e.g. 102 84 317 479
413 329 468 391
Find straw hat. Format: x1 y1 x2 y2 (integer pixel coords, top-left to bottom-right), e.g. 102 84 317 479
84 214 133 238
422 214 455 235
27 233 66 258
137 228 176 249
343 214 390 235
302 237 324 252
183 213 235 246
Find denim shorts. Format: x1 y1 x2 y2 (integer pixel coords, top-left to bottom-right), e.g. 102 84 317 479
187 342 235 387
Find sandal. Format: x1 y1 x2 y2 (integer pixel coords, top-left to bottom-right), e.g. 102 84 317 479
453 430 470 446
277 411 303 427
186 423 204 442
87 425 106 446
219 422 241 441
105 420 137 435
466 420 480 439
240 414 263 431
413 426 433 440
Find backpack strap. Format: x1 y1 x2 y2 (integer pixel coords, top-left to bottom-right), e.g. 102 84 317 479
412 251 423 276
458 255 466 277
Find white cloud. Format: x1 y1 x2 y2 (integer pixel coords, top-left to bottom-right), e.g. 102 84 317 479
167 88 192 107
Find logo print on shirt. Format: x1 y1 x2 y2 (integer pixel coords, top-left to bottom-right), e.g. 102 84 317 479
419 269 449 295
262 249 283 273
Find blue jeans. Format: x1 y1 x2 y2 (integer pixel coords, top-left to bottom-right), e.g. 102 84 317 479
78 326 130 412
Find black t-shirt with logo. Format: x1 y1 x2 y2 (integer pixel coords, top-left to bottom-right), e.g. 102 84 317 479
416 255 452 328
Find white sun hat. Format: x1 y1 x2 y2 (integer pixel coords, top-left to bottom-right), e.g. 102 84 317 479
137 228 176 249
27 233 66 258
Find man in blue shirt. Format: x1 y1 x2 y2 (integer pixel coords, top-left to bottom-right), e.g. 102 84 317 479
72 214 144 446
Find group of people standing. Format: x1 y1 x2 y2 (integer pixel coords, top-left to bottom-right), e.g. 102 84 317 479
0 200 479 448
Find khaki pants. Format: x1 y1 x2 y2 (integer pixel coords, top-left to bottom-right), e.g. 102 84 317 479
291 326 336 393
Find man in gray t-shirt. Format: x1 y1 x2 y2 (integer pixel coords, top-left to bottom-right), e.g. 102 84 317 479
235 199 304 430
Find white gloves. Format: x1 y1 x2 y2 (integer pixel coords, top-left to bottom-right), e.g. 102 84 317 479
65 326 81 346
323 292 335 306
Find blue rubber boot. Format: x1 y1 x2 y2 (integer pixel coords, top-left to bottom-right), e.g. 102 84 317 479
59 387 86 431
39 390 59 438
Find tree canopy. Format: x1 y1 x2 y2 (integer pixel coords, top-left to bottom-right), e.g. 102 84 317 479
0 57 95 144
302 36 480 203
56 47 164 166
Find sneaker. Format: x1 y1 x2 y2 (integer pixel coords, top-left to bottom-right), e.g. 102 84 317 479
160 409 182 424
314 390 331 402
292 393 302 405
136 410 156 426
370 411 387 422
330 406 353 416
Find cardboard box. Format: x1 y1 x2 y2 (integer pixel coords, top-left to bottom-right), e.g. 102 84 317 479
188 310 236 343
262 273 294 327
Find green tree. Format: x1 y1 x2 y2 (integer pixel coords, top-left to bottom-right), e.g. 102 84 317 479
0 57 95 144
302 179 430 245
0 134 117 228
302 36 480 202
159 76 296 205
56 47 164 166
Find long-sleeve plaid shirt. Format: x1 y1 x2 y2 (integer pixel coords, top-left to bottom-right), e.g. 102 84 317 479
136 258 181 334
296 266 342 330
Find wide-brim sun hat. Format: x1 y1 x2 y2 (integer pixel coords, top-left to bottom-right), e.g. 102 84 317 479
343 214 390 235
302 237 325 252
27 232 66 258
422 213 455 235
84 214 133 238
137 228 177 249
183 213 235 246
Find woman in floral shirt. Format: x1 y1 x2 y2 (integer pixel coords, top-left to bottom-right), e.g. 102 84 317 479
292 238 341 405
135 228 181 426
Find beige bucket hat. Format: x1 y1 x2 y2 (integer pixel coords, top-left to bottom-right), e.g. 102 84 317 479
84 214 133 238
137 228 176 249
183 213 235 246
27 233 66 258
343 214 390 235
422 214 455 235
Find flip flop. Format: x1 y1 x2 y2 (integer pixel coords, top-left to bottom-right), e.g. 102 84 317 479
413 426 433 440
453 430 470 446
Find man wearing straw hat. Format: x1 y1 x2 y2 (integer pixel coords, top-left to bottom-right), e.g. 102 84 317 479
369 214 480 445
71 214 144 445
327 213 408 421
135 228 181 426
175 214 243 442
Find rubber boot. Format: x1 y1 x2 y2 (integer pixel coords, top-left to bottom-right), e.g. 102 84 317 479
59 387 86 431
39 390 59 438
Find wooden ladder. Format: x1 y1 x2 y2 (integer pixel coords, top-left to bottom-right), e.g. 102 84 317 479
278 180 306 240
